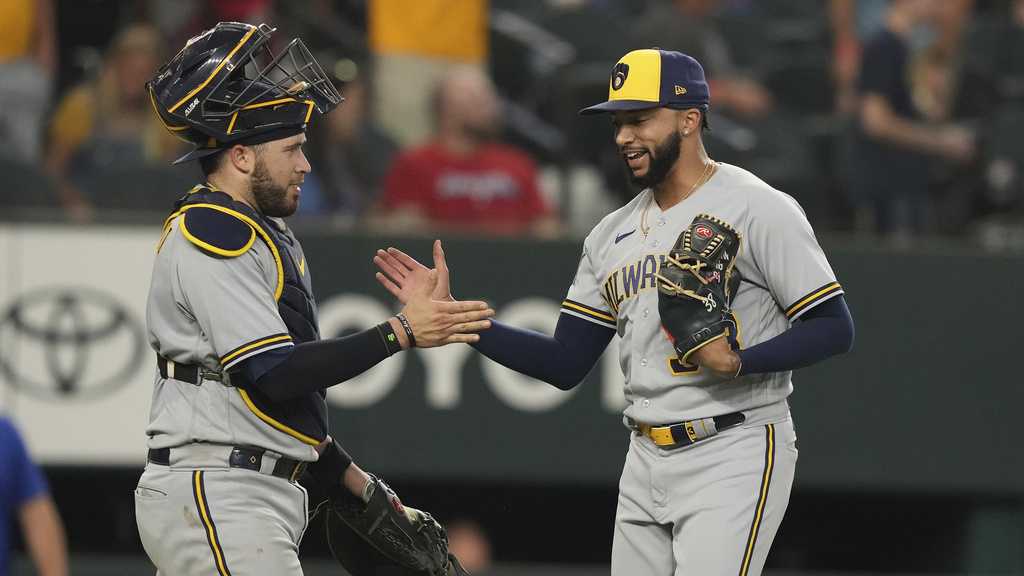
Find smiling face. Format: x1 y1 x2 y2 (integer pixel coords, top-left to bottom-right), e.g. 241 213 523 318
612 107 686 189
249 133 311 217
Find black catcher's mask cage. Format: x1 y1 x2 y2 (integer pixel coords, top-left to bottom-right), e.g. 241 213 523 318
149 22 342 157
202 23 342 123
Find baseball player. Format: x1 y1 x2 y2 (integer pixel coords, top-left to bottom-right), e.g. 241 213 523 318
138 22 487 576
373 49 855 575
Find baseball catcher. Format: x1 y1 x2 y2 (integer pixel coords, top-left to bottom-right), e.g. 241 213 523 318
656 214 742 369
135 20 488 576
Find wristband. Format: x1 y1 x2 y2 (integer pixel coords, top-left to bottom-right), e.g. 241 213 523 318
395 313 417 348
376 321 403 356
308 440 353 489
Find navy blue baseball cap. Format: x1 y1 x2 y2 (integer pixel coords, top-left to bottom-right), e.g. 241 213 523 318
579 49 710 115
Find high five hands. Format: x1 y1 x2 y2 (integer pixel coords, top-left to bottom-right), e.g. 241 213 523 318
380 240 489 346
375 240 455 305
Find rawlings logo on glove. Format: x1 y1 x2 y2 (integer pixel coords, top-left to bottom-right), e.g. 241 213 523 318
656 214 742 367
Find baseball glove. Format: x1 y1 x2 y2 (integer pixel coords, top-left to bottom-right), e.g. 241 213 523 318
319 475 469 576
656 213 742 367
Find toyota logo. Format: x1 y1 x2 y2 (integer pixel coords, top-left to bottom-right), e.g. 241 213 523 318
0 287 145 401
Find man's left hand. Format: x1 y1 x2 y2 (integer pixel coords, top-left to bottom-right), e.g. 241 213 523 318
691 338 741 378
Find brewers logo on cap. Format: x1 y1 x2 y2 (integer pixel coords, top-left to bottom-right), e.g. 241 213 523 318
612 63 629 91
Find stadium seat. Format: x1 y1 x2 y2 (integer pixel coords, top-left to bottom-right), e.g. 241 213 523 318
81 165 200 214
0 157 60 213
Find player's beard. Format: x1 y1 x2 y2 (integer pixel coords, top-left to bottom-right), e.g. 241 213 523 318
628 130 681 190
251 157 298 217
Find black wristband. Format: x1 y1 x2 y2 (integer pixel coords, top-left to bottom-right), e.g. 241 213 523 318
308 439 354 490
376 321 403 356
395 313 416 348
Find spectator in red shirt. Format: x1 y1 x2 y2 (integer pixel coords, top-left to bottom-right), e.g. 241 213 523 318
375 66 559 237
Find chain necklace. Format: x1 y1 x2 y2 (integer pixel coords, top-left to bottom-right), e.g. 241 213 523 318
640 160 716 239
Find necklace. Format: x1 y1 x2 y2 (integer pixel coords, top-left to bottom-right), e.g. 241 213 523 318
640 161 716 238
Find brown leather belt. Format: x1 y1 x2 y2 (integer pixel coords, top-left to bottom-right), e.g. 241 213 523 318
632 411 746 448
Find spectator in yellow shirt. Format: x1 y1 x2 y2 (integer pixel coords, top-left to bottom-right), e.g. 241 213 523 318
45 23 183 221
369 0 489 147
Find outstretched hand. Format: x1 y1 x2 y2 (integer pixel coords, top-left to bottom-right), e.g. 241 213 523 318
397 265 492 347
374 239 453 304
378 240 491 347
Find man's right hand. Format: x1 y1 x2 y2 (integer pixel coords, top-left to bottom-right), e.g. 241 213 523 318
375 239 455 303
385 242 492 347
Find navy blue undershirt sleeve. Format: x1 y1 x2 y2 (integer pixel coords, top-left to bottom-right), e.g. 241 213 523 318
470 313 615 390
230 295 849 398
231 326 394 402
736 295 854 376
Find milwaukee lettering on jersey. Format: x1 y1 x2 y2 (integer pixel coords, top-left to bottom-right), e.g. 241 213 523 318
601 254 666 314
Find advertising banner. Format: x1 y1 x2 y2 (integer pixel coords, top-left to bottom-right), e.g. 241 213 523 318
1 225 1021 493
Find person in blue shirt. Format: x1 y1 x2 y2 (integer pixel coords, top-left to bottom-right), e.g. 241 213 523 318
0 417 66 576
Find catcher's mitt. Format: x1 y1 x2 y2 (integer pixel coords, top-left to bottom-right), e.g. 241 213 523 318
319 475 469 576
656 213 742 366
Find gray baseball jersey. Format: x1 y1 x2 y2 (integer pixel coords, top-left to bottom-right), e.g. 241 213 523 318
563 162 842 423
562 162 841 576
145 204 318 462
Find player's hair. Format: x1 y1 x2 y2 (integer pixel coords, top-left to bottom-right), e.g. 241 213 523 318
198 143 268 178
199 150 225 178
699 106 711 134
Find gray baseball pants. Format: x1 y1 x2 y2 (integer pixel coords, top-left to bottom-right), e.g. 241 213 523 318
135 446 310 575
612 411 798 576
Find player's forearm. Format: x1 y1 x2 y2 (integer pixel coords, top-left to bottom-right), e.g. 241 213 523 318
19 496 68 576
470 315 613 390
736 295 854 376
240 324 403 402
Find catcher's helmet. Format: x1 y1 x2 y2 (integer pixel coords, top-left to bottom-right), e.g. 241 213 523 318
148 22 342 164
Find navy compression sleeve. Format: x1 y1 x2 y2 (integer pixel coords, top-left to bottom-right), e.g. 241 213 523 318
470 314 615 390
232 326 397 402
736 294 854 376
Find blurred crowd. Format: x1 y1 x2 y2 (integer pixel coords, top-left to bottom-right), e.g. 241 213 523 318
2 0 1024 246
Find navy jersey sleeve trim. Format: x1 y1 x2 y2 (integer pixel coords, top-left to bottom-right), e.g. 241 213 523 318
220 333 293 369
737 295 854 376
561 299 617 329
784 281 843 320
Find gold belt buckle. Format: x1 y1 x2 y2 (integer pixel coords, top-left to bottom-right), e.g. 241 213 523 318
648 425 676 446
637 420 702 447
637 422 675 447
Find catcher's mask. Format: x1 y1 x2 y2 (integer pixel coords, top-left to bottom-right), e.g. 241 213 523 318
147 21 342 164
